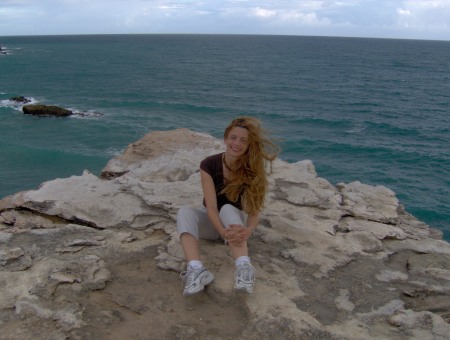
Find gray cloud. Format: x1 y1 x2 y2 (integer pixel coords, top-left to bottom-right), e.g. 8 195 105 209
0 0 449 39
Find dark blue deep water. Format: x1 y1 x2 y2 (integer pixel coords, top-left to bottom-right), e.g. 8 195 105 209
1 34 449 240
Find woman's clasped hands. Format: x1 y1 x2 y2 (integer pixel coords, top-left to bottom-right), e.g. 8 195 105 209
224 224 251 246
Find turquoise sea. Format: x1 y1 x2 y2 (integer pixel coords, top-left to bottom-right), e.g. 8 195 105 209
0 34 449 240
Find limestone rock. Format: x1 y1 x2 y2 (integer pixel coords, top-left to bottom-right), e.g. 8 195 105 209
338 181 400 223
101 128 223 180
0 246 32 271
339 216 407 240
389 309 450 340
1 128 449 339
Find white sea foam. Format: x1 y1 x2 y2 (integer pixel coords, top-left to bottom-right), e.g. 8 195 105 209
1 98 102 118
0 46 11 55
106 147 126 157
68 108 103 119
345 123 366 134
0 97 39 111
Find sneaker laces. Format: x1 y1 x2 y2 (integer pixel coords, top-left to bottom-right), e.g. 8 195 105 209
180 267 200 286
237 263 255 282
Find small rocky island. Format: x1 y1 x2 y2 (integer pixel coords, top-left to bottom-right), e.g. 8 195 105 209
1 128 449 339
7 96 102 117
9 97 73 117
22 104 73 117
10 96 32 104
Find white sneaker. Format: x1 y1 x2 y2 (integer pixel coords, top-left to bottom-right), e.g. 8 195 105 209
234 263 255 293
180 267 214 296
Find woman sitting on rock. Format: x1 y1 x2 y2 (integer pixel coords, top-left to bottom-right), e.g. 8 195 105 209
177 116 279 296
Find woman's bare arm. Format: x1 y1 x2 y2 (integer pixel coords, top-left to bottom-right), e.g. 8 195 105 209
200 169 227 238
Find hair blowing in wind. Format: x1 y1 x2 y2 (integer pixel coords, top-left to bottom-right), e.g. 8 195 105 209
221 116 280 214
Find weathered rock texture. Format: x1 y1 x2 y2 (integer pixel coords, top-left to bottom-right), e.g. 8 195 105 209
1 128 449 339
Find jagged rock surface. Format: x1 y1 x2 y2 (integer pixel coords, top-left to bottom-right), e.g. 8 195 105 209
1 128 449 340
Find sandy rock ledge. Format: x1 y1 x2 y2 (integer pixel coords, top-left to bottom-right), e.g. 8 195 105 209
1 128 449 340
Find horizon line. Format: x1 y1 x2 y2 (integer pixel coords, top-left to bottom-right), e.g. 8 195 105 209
1 32 449 43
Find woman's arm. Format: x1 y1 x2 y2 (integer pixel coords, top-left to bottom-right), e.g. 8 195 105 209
246 213 259 234
200 169 227 238
225 212 259 246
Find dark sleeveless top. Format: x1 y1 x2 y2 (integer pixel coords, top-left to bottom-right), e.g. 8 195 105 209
200 152 242 211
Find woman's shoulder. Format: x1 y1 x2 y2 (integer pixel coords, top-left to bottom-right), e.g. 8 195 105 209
201 152 223 163
200 152 223 171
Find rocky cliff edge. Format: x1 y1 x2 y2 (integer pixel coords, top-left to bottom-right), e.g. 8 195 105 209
1 128 449 340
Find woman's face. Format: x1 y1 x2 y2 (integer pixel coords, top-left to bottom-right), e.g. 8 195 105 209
224 126 249 158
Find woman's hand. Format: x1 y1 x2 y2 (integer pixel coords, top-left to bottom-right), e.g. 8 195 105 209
224 224 252 246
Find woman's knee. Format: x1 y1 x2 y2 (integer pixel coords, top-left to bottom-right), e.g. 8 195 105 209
177 206 192 218
219 204 244 227
177 207 196 232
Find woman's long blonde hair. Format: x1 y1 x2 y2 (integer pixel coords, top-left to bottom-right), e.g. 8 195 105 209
220 116 279 214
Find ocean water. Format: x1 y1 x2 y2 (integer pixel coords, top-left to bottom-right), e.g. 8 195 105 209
1 34 449 240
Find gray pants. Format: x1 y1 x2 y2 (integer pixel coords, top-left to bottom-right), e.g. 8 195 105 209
177 204 247 240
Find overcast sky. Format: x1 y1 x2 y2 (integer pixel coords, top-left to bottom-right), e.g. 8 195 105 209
1 0 449 40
